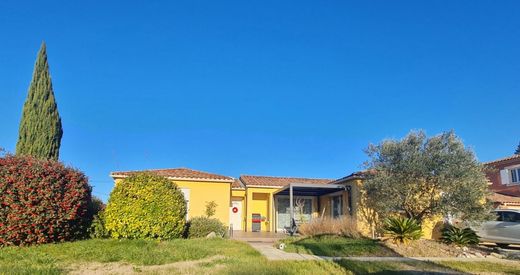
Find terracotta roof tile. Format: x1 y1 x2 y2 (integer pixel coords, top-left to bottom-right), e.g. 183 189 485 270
489 192 520 205
240 175 333 187
232 179 245 189
111 168 233 182
483 154 520 165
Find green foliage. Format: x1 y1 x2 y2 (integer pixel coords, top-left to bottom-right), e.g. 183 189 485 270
88 196 107 238
362 130 493 224
383 217 422 244
187 216 227 238
89 196 105 216
441 225 479 246
0 154 92 246
515 142 520 155
104 173 187 240
204 200 217 218
89 211 108 239
16 42 63 161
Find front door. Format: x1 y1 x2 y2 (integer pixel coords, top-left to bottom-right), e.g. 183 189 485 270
229 199 243 230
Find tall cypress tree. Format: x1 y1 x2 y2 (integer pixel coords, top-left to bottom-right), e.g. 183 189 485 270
16 42 63 160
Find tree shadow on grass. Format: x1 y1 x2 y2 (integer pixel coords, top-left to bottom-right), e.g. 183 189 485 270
290 235 400 257
335 259 463 275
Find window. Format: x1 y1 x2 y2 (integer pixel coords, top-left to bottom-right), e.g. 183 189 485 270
495 211 502 221
498 211 520 223
180 188 190 219
331 195 343 218
511 168 520 183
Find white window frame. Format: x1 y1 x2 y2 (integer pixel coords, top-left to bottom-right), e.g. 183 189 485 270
504 165 520 185
500 165 520 185
180 188 190 220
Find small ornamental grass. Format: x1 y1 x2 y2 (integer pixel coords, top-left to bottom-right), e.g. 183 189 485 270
441 225 479 246
104 173 187 240
383 216 422 244
0 155 92 246
298 217 360 238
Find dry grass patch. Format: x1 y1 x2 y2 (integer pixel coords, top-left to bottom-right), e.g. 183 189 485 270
382 239 495 258
298 217 360 238
68 255 226 275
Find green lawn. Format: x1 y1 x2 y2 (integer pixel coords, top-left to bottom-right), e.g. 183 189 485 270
0 238 349 275
435 260 520 275
280 235 398 257
337 260 520 274
335 259 456 274
1 238 519 274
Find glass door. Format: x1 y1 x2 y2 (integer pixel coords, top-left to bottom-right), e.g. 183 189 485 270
276 196 313 231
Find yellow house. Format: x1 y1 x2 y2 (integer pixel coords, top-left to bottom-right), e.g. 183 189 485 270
110 168 439 239
111 168 235 224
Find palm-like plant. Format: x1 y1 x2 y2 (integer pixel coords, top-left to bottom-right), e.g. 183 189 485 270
383 216 422 244
441 225 479 245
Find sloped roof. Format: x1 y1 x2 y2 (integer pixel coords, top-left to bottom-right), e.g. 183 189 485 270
111 168 234 182
483 154 520 165
489 192 520 205
240 175 333 187
232 179 245 189
329 170 369 184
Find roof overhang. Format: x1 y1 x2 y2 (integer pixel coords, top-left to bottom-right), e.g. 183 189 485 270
273 183 348 197
110 173 234 183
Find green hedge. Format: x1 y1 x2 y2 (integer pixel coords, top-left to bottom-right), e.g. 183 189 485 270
104 173 187 239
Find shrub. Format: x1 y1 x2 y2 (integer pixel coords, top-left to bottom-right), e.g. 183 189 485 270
298 217 360 238
88 197 107 239
89 196 105 216
441 225 479 246
383 216 422 244
187 216 227 238
205 201 217 218
89 211 108 239
104 173 186 239
0 155 92 246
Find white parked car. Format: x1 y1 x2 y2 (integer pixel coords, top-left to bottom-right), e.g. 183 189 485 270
475 209 520 247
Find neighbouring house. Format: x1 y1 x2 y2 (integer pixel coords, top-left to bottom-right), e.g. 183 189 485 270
484 154 520 209
110 168 438 238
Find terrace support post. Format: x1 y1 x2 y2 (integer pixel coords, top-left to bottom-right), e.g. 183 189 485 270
289 184 294 235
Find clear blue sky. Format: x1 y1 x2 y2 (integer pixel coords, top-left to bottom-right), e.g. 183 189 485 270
1 1 518 202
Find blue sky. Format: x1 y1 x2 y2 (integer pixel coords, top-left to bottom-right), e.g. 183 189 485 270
0 1 518 201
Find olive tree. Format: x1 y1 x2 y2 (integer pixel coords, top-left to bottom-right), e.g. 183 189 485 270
362 130 492 225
